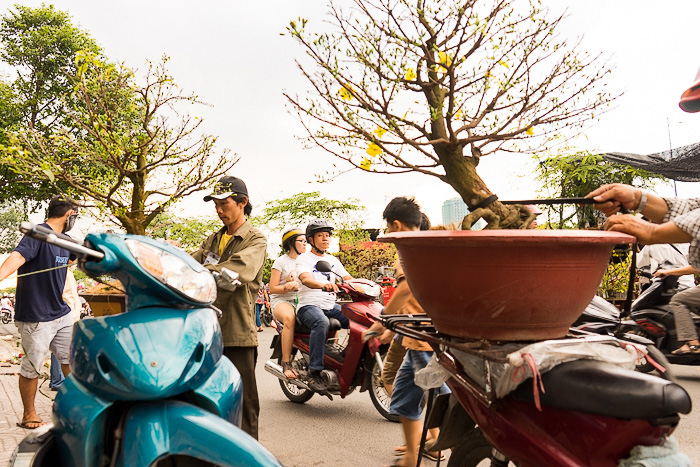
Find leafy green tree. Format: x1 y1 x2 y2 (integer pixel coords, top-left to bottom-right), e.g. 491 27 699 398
535 151 666 229
0 4 102 204
4 54 237 234
286 0 618 229
0 3 100 131
147 213 221 253
0 201 28 253
252 191 365 232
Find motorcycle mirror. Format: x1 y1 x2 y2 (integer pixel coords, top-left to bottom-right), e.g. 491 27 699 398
315 260 345 282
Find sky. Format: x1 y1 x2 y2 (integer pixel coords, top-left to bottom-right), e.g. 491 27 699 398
4 0 700 238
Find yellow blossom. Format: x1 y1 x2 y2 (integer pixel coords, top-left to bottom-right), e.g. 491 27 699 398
374 126 387 137
366 142 381 157
360 157 372 171
405 68 417 81
454 109 463 120
526 127 534 136
339 85 354 101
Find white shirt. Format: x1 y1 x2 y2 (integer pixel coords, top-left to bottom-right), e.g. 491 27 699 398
296 252 349 309
270 254 298 303
637 243 695 290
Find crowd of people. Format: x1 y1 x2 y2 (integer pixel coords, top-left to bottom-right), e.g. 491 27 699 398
1 170 699 466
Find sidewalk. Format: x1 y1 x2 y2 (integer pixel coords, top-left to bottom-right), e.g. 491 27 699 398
0 324 54 465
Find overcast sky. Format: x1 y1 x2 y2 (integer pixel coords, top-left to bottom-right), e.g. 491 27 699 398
5 0 700 234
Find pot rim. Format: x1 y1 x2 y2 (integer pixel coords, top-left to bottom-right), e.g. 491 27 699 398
379 229 635 245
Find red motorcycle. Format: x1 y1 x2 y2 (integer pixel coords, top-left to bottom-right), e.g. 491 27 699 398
264 261 396 421
382 315 692 467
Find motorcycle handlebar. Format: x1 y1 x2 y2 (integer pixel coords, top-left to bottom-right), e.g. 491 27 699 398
19 221 105 261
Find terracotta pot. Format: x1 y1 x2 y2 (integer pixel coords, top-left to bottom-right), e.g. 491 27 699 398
379 230 635 341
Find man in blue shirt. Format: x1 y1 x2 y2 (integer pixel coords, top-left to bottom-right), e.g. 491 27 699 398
0 195 78 429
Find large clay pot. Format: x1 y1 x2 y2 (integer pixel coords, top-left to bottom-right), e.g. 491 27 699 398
379 230 635 341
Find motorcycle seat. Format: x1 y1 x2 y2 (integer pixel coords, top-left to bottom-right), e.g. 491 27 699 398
510 359 691 423
295 316 343 335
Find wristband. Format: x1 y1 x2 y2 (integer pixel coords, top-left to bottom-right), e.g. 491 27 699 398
631 190 647 214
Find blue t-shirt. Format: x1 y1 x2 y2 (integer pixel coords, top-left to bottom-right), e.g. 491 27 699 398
14 223 71 323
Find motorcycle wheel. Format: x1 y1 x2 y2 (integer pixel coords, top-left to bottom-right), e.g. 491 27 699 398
448 427 511 467
368 348 399 423
278 356 314 403
261 307 273 327
1 313 9 324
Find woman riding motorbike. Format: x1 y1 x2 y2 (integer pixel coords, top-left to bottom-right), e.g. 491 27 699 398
269 228 306 379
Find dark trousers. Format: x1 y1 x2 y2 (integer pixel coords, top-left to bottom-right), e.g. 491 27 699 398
223 346 259 439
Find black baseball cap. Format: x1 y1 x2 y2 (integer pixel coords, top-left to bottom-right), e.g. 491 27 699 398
203 176 249 201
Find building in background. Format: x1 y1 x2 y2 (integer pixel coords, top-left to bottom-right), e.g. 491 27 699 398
441 198 485 230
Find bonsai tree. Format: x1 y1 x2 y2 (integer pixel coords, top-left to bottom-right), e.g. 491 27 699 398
286 0 617 229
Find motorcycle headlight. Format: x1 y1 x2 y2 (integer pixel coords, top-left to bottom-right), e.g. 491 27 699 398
126 239 216 304
348 280 382 298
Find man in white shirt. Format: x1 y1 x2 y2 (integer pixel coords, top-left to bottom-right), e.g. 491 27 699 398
296 219 351 393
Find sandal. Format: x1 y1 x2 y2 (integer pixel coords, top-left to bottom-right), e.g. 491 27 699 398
282 361 299 379
671 344 700 355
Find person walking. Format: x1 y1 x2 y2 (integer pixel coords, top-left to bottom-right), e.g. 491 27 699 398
363 197 449 467
191 176 267 439
0 195 79 429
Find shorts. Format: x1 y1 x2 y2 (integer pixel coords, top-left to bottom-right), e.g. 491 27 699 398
271 298 296 314
16 313 74 379
389 349 449 420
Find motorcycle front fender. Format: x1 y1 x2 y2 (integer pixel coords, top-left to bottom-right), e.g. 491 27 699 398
119 401 281 467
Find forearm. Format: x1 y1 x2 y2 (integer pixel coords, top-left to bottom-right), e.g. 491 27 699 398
661 265 700 276
0 252 25 282
382 281 412 315
639 192 669 224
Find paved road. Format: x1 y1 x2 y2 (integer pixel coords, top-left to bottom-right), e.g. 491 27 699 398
1 324 699 466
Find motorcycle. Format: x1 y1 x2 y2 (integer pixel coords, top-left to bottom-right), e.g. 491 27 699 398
382 314 692 467
259 288 274 328
264 260 396 422
1 306 12 324
10 222 281 467
573 275 700 371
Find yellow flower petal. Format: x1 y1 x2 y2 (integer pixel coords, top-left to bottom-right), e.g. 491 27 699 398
405 68 417 81
374 126 387 137
339 85 354 101
360 157 372 171
366 142 381 157
526 127 534 136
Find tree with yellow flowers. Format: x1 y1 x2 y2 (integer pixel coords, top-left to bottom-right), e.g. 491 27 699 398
285 0 618 229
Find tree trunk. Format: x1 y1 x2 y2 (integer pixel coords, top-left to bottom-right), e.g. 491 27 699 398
436 143 524 229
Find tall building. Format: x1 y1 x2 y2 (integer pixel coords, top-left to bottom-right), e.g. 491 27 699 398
442 198 485 229
442 198 470 227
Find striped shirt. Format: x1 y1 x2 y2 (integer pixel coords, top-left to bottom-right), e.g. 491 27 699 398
663 197 700 270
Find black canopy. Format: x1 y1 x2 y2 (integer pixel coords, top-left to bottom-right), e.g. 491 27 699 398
602 141 700 182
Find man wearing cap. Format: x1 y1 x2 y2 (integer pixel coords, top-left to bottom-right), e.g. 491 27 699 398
192 176 267 439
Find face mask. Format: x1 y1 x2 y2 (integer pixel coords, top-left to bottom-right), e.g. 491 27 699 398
63 213 78 233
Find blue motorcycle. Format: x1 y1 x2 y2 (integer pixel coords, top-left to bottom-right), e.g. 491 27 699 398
10 222 281 467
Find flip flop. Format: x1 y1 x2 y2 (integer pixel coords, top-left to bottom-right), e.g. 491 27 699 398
393 440 437 456
671 344 700 355
422 450 446 462
16 420 46 430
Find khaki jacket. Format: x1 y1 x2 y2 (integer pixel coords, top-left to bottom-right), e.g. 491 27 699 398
192 221 267 347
